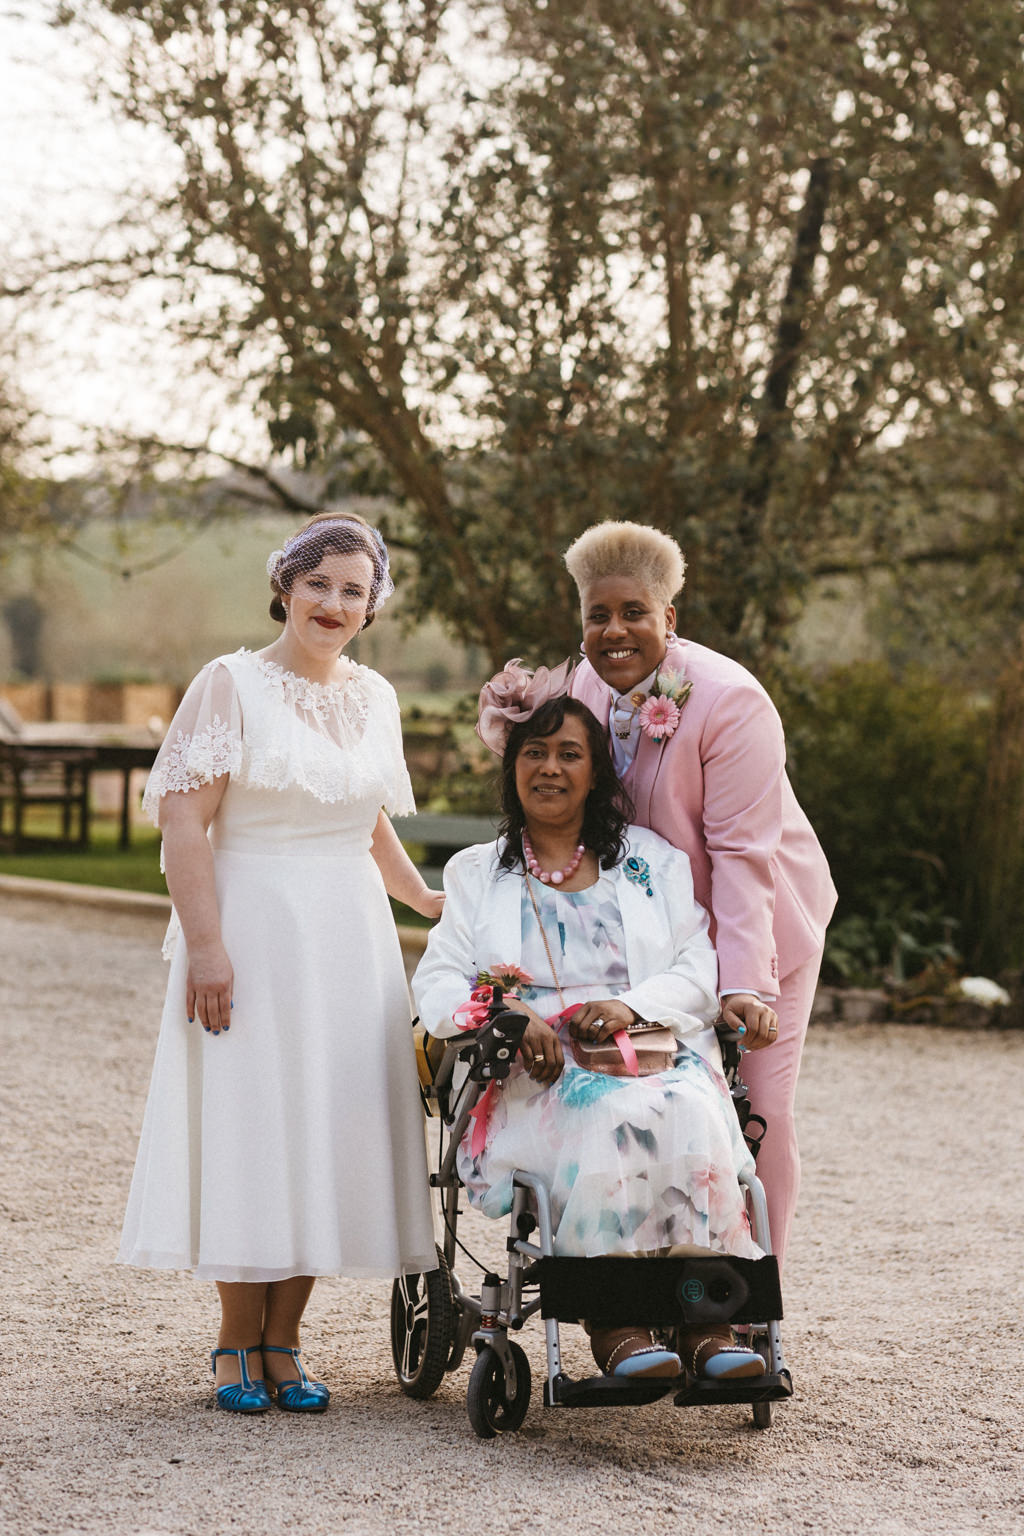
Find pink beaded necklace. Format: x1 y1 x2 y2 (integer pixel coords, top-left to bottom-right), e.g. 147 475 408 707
521 831 586 886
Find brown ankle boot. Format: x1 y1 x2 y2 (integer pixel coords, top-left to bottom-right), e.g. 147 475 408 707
587 1325 682 1379
679 1326 766 1380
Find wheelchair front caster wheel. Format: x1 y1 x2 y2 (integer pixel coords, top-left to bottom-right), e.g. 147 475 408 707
390 1245 454 1399
751 1335 772 1429
466 1341 531 1438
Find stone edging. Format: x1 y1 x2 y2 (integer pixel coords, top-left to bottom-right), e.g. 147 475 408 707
0 872 172 916
813 983 1023 1030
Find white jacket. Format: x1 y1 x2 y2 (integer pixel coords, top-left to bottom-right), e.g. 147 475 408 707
412 825 722 1065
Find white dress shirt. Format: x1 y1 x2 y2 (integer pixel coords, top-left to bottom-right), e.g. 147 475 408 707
608 668 658 775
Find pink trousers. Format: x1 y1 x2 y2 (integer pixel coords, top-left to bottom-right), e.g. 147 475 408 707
736 949 823 1270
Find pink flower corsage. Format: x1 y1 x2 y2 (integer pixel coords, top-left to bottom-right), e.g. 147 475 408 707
475 964 534 993
453 966 534 1031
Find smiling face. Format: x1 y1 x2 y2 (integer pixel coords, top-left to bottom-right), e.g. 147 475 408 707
580 576 675 693
514 715 596 837
283 549 375 661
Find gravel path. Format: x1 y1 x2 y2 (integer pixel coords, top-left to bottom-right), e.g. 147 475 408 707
1 892 1022 1536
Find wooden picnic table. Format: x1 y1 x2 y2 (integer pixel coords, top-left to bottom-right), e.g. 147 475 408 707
0 722 159 851
0 737 97 851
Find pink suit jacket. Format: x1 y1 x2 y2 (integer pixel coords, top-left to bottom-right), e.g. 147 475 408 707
572 636 837 996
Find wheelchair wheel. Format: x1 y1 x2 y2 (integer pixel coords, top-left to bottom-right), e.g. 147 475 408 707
390 1245 455 1399
466 1342 531 1438
751 1335 772 1429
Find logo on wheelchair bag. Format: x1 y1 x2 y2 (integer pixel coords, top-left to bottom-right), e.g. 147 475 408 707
681 1278 705 1303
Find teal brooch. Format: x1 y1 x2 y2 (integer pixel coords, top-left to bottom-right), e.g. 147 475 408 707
624 855 654 898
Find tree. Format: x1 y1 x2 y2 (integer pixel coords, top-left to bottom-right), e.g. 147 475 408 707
0 366 49 546
438 0 1024 661
30 0 1024 671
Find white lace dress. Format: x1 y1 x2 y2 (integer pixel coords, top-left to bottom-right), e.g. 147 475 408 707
118 649 437 1282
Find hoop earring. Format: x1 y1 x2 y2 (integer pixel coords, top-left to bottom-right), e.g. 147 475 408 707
666 630 677 641
579 640 587 655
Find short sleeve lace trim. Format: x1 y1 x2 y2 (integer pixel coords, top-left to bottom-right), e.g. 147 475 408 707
150 715 242 796
141 660 244 820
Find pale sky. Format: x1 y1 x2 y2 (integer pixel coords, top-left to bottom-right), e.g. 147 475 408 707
1 3 259 466
1 3 509 472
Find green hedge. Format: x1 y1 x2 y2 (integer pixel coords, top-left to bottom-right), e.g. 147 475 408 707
779 664 992 985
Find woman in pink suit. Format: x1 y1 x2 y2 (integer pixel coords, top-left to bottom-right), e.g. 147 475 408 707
565 521 836 1267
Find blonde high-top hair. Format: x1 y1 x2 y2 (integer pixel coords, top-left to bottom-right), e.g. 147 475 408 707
564 521 686 607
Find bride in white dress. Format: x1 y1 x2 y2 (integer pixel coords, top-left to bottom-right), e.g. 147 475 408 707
118 513 442 1414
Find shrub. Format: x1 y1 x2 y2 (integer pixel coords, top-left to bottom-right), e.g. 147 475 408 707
964 645 1024 974
778 664 991 983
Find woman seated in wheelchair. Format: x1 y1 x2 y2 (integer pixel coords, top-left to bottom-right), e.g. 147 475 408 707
413 663 778 1383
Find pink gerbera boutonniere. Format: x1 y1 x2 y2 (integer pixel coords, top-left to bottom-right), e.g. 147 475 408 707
635 665 693 741
638 694 681 741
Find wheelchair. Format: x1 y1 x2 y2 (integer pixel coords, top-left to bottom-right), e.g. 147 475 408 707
391 988 792 1438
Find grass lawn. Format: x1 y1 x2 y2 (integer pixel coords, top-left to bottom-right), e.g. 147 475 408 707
0 817 168 894
0 811 433 928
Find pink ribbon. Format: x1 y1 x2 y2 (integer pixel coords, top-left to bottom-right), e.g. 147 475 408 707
611 1029 640 1075
468 1003 560 1158
469 1084 496 1157
454 984 521 1157
453 996 490 1031
453 983 510 1032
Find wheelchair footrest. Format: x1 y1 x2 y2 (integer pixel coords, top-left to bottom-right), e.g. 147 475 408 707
544 1373 679 1408
673 1369 793 1408
537 1254 782 1327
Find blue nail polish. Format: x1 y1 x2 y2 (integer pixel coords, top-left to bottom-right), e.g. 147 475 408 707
738 1025 746 1034
230 1001 234 1009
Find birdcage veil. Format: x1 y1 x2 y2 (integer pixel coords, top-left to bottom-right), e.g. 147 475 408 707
266 516 395 621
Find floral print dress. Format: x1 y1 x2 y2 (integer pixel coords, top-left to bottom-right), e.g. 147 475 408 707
456 877 762 1259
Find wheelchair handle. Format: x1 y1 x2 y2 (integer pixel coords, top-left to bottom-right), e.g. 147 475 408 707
465 991 530 1083
716 1026 744 1043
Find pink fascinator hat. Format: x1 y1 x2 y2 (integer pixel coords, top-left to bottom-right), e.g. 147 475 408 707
476 657 575 754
